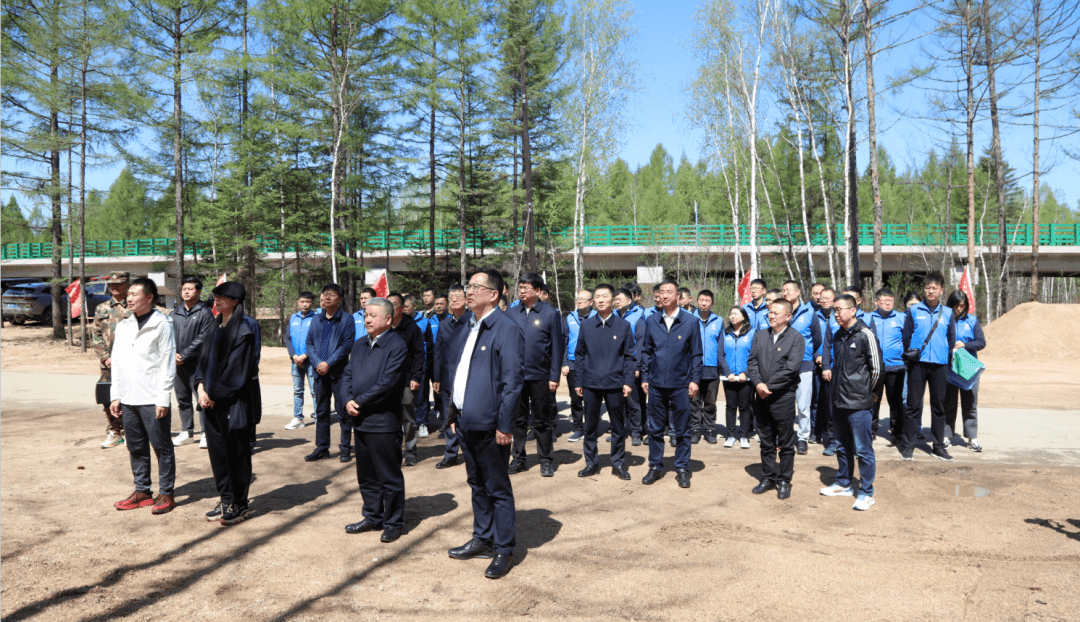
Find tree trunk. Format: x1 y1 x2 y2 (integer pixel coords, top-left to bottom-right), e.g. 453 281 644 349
173 6 185 282
984 0 1008 318
458 64 467 284
965 0 977 284
842 20 860 288
1030 0 1042 301
79 13 89 349
520 46 536 272
50 36 64 339
863 0 883 292
429 103 437 274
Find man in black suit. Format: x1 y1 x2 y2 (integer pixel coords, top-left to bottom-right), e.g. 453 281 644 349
507 272 564 477
574 284 636 480
341 298 410 543
431 284 472 469
387 292 425 467
445 269 525 579
747 298 806 500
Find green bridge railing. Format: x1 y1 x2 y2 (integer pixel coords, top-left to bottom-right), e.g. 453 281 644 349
3 222 1077 261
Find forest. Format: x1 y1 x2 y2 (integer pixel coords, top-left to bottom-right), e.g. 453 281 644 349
3 0 1079 339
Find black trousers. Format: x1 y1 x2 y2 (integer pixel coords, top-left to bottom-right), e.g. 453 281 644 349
722 381 753 439
122 404 175 495
512 379 555 464
582 387 627 469
567 369 586 433
203 404 253 508
460 428 516 554
625 378 646 438
354 429 405 529
753 394 796 484
314 374 352 453
690 376 720 435
873 369 906 438
402 384 418 459
175 364 197 434
814 374 835 446
903 362 948 451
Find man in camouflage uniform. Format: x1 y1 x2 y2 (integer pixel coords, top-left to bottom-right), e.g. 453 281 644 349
94 271 132 448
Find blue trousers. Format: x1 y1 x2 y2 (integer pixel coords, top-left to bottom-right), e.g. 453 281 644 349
646 385 691 470
313 374 352 453
460 428 516 554
583 387 627 469
833 407 876 497
354 429 405 529
122 404 175 495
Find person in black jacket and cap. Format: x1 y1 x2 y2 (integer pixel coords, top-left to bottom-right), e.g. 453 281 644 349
194 281 259 525
387 292 425 467
819 294 883 510
342 297 410 543
171 276 215 447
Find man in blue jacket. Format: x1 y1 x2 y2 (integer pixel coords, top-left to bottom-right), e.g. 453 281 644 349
900 272 957 461
304 283 356 462
691 289 723 444
562 289 596 443
285 291 317 431
615 286 647 446
869 288 907 442
432 284 472 469
342 297 409 543
742 278 769 330
782 280 822 455
574 284 636 480
639 280 702 489
508 272 564 477
445 269 524 580
352 287 376 341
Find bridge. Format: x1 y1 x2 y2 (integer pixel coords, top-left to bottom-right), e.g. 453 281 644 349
4 223 1079 280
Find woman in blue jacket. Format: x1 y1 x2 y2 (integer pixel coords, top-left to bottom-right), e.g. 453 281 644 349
719 306 755 449
944 290 985 452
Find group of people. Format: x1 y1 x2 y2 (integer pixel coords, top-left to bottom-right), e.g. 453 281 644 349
96 266 985 579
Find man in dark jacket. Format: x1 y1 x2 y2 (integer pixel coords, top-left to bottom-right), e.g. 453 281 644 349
342 297 410 543
639 280 702 489
432 284 472 469
386 292 425 467
171 276 215 447
574 284 636 479
445 269 524 579
747 299 805 499
304 283 356 462
507 272 564 477
819 294 883 511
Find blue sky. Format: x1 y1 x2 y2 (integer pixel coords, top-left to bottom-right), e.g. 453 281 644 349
5 0 1077 218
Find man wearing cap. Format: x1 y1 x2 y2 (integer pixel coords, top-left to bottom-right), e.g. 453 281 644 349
94 271 132 448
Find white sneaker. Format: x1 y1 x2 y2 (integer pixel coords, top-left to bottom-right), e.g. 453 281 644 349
418 424 429 438
740 438 750 449
853 496 876 511
724 437 737 448
100 431 124 448
820 484 854 497
943 436 952 448
969 438 983 452
199 434 208 449
285 418 305 430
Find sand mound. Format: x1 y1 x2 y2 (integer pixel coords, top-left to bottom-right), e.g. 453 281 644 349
982 302 1080 365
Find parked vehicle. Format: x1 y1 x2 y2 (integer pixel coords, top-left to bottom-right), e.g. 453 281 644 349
2 281 111 325
1 278 40 294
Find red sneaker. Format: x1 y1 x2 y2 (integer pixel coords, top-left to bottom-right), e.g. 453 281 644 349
114 491 154 511
151 494 175 515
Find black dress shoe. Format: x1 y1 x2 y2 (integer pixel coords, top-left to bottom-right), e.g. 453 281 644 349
507 460 526 474
345 518 382 534
577 464 600 478
540 461 555 477
690 433 701 445
403 454 417 467
705 433 718 444
435 457 459 469
641 467 664 485
339 449 352 463
631 435 642 447
448 538 495 560
777 481 792 500
526 429 536 441
676 469 691 488
380 527 402 543
304 449 330 462
797 440 808 455
669 436 677 447
752 479 777 495
612 466 631 480
484 553 513 579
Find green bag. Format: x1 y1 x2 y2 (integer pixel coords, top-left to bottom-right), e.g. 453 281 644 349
948 348 984 390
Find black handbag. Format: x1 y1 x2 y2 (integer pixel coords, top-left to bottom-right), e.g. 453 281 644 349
95 381 112 405
901 306 940 364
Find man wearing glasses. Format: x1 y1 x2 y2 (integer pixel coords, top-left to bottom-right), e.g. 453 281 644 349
819 294 883 511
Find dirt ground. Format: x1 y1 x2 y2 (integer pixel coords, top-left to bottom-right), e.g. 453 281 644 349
2 323 1079 622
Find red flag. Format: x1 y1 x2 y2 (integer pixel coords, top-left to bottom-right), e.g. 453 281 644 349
211 273 227 316
960 265 977 317
65 279 83 319
373 272 389 298
736 270 752 305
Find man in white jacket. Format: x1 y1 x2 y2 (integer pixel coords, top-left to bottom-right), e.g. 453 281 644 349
110 278 178 515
